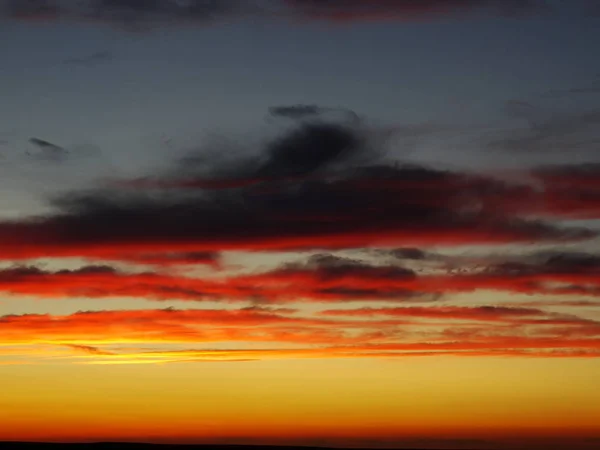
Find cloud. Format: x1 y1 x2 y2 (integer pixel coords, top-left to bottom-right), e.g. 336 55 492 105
256 121 366 178
241 250 600 299
62 50 113 67
27 137 70 162
87 346 600 364
320 305 547 321
486 106 600 153
123 118 374 189
268 105 326 120
4 248 600 303
267 105 361 123
0 111 597 311
0 261 427 302
0 0 554 29
527 164 600 219
542 75 600 98
0 307 374 349
285 0 549 22
2 306 599 364
386 248 431 261
63 343 115 355
0 0 256 30
0 160 591 261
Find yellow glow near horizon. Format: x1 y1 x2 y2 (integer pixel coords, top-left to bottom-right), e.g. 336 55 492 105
2 357 599 443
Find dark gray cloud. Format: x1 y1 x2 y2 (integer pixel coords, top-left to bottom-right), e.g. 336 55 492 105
268 105 361 124
0 110 594 262
133 117 377 188
486 251 600 275
268 105 325 120
27 137 70 162
257 122 364 178
287 253 416 279
386 248 431 261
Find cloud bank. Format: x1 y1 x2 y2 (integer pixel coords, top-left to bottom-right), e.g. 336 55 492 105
1 106 600 364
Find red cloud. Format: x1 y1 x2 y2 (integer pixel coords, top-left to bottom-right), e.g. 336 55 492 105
286 0 545 22
3 251 600 304
2 0 548 28
529 165 600 219
320 306 546 320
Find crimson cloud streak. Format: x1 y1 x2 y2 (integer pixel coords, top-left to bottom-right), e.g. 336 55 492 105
0 0 557 28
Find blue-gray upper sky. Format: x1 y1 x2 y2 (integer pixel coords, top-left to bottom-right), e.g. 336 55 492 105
1 1 599 182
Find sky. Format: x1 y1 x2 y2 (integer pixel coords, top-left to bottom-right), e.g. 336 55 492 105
1 1 600 449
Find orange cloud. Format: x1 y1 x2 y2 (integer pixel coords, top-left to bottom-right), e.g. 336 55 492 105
1 305 598 364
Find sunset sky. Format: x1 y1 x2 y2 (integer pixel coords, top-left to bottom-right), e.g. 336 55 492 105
1 1 600 449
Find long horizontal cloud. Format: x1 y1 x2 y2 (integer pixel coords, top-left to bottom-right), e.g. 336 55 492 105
0 112 597 313
0 110 595 261
0 0 553 28
0 262 433 302
3 250 600 302
228 251 600 300
286 0 548 22
321 305 546 320
2 306 598 363
0 0 255 28
76 347 600 364
0 307 357 346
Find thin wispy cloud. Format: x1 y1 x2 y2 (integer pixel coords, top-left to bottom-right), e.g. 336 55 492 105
62 50 113 67
485 104 600 154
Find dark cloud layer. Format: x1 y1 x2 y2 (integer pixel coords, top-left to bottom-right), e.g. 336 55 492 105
0 103 599 269
0 109 595 261
0 167 590 260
